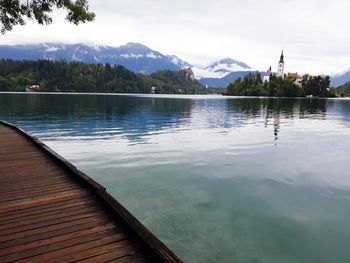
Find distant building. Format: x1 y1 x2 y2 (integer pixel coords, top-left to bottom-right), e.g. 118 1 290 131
263 50 305 88
288 72 303 87
287 72 299 80
25 85 40 92
180 68 195 81
294 78 303 87
277 50 285 79
263 66 272 83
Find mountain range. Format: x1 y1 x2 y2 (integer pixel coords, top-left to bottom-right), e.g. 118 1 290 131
0 42 190 74
330 69 350 87
0 42 348 88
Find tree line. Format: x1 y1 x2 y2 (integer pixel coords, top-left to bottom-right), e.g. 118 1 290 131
338 82 350 97
0 59 207 94
226 72 339 97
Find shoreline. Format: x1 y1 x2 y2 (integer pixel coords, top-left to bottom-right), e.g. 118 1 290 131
0 91 349 100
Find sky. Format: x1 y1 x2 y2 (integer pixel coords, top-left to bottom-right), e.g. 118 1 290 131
1 0 350 75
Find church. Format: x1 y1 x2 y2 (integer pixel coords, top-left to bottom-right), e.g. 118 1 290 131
263 50 304 87
263 50 285 83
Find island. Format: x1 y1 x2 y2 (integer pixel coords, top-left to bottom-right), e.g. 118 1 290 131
226 51 342 98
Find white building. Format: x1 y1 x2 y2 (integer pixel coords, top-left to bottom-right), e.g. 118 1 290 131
263 66 272 83
287 73 303 87
25 85 40 92
295 78 303 87
277 50 285 79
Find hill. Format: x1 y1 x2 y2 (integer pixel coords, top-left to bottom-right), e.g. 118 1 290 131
0 43 191 75
338 82 350 96
0 59 206 94
331 69 350 87
0 43 253 87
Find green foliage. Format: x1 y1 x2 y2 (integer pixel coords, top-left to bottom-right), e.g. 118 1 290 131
227 72 336 97
0 59 207 94
150 70 204 94
302 75 333 97
337 82 350 97
0 0 95 33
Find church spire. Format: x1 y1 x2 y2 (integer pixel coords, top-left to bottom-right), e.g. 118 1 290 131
279 50 284 63
277 50 285 79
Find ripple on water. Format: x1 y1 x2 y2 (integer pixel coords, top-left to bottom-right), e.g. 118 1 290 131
1 94 350 263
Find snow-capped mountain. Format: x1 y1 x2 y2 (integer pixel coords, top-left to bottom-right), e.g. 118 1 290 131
198 71 257 88
0 42 191 74
0 42 254 87
4 42 348 88
167 55 192 68
331 68 350 87
193 58 253 79
192 58 254 87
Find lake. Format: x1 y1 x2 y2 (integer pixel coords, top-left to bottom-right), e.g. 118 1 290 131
1 93 350 263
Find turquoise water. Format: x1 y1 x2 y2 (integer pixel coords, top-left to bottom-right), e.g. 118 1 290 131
1 93 350 263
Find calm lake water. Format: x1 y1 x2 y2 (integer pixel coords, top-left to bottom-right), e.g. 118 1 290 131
1 93 350 263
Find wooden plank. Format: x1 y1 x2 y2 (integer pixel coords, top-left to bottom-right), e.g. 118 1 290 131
0 199 96 223
0 210 104 237
0 181 79 197
0 196 92 218
0 217 111 250
46 241 136 263
76 246 144 263
0 214 109 243
0 185 81 203
12 234 129 263
0 178 74 191
107 252 148 263
57 244 141 263
0 223 118 257
0 189 87 213
0 230 125 262
0 170 69 180
0 204 101 231
0 121 182 262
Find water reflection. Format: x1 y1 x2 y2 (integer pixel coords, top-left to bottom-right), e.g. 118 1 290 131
224 98 334 145
1 93 350 263
1 94 350 153
226 98 328 120
0 94 346 146
0 94 194 142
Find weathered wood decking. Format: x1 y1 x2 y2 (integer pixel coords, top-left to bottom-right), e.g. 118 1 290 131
0 121 182 263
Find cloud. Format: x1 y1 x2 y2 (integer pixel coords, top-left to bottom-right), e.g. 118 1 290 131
1 0 349 75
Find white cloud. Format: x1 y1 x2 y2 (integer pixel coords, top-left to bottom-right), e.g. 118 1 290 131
1 0 349 75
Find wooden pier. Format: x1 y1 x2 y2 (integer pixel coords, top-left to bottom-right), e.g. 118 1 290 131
0 121 182 263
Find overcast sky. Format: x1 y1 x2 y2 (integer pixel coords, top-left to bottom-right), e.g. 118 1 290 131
1 0 349 75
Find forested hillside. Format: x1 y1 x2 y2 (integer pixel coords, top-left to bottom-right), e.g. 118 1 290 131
0 60 206 94
338 82 350 96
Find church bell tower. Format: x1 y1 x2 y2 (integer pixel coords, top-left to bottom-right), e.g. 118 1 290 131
277 50 285 79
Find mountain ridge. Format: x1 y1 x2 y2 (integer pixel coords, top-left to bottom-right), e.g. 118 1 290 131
0 42 348 88
331 69 350 87
0 42 188 74
0 42 253 81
